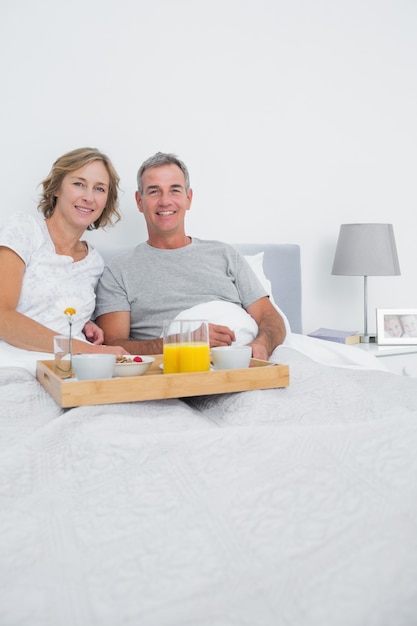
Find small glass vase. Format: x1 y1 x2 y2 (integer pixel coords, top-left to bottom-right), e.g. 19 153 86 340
54 334 73 379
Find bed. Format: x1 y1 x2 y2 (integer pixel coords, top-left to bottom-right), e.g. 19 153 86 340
1 243 417 626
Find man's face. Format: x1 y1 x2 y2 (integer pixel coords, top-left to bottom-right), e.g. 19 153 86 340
135 164 192 242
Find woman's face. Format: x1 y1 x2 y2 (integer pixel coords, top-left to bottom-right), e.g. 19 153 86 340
54 160 109 229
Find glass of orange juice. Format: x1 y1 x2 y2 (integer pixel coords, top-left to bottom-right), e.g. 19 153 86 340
163 320 182 374
180 320 210 373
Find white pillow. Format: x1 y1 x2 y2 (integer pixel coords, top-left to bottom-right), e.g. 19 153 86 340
174 301 258 345
244 253 291 332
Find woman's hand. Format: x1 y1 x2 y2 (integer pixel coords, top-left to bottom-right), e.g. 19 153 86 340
82 320 104 345
81 322 130 354
98 345 129 355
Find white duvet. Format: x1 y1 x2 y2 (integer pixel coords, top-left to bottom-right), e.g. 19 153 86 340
0 343 417 626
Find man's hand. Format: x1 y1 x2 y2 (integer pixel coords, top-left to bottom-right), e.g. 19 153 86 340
82 320 105 345
208 323 235 347
247 340 269 361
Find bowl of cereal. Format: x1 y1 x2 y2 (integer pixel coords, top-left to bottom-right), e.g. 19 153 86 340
113 355 155 377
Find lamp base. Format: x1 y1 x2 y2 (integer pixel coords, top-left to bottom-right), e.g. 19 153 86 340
360 335 376 344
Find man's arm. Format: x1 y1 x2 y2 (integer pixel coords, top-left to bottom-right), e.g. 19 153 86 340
98 309 238 353
245 297 286 360
96 311 163 354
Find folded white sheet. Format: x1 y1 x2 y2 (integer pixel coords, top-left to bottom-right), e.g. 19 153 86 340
175 300 387 372
0 341 53 377
280 332 388 371
0 338 89 378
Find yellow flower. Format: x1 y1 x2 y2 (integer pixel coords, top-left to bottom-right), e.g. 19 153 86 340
56 296 81 319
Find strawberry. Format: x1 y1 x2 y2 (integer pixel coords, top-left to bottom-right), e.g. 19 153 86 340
133 356 143 362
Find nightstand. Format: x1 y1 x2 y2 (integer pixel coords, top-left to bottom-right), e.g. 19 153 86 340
356 343 417 376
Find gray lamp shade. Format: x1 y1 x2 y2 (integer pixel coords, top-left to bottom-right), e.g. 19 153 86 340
332 223 400 276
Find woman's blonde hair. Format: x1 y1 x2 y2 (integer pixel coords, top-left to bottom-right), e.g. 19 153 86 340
38 147 121 230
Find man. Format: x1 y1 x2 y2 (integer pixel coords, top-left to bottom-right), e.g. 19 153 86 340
95 152 286 360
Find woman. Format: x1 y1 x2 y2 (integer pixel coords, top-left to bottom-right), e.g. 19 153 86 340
0 147 127 359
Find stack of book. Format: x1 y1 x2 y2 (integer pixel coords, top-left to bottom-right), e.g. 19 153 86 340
307 328 361 345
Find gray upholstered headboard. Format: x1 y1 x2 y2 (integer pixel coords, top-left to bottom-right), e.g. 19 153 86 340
234 243 302 334
100 242 302 334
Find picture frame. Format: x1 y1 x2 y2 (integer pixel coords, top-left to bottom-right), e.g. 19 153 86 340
376 308 417 345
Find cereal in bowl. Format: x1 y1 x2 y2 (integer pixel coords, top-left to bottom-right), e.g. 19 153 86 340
116 355 143 363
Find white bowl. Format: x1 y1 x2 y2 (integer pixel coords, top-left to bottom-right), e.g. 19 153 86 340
211 345 252 370
72 354 116 380
113 355 154 377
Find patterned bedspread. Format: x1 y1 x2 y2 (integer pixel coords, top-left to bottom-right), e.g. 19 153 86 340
1 346 417 626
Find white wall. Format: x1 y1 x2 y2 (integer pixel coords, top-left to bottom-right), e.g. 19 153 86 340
1 0 416 335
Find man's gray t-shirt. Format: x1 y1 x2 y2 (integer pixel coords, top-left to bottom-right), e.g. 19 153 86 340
94 238 267 340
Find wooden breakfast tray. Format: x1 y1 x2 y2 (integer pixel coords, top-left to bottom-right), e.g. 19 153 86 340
36 354 289 408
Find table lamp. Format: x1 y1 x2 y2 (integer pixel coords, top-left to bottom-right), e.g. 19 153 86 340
331 223 400 343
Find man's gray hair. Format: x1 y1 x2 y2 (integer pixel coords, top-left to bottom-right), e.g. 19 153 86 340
136 152 191 194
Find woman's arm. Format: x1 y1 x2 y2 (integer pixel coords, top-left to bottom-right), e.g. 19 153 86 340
0 247 128 355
